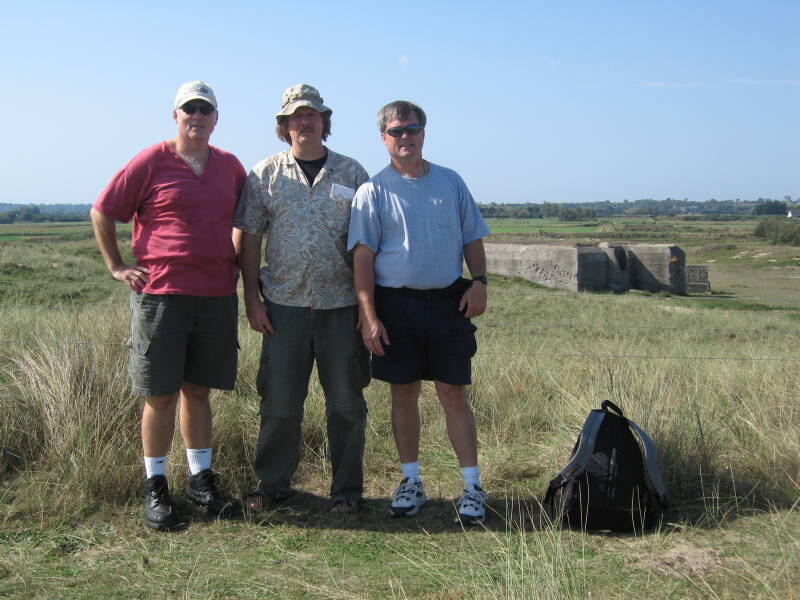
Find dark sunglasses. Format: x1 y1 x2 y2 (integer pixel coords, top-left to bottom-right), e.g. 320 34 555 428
385 124 422 138
180 102 215 115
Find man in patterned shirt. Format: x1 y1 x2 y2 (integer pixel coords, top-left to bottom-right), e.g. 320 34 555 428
234 84 370 514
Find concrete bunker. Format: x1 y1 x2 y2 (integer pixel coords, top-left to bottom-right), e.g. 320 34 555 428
484 242 688 294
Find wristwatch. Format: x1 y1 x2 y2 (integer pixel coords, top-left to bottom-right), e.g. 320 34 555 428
472 275 488 285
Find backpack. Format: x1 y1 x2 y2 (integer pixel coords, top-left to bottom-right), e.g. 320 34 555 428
544 400 668 532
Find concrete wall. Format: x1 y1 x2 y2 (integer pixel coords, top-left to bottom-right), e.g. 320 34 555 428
485 242 687 294
485 244 579 291
624 244 686 294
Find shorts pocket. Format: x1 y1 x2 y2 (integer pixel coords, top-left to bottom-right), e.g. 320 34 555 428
376 294 415 359
434 312 477 358
127 336 151 356
256 350 269 397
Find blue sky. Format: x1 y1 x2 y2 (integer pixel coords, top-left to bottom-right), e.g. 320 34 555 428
1 0 797 205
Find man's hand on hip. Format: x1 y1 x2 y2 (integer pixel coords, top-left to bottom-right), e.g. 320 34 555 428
111 264 150 291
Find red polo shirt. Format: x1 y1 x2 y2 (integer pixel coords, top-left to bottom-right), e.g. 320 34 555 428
94 142 246 296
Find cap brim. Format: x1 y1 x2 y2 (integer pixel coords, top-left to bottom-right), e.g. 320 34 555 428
175 95 217 109
275 99 332 119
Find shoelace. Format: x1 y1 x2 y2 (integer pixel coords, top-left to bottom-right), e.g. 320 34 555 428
395 481 419 501
194 471 219 493
147 483 169 506
459 490 486 511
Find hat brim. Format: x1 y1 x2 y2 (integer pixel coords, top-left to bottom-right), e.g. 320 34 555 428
276 99 332 119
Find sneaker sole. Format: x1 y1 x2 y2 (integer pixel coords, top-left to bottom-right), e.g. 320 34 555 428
145 516 186 531
454 513 485 526
186 491 242 517
390 499 426 518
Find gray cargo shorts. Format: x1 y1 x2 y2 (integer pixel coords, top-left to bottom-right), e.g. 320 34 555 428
128 291 239 396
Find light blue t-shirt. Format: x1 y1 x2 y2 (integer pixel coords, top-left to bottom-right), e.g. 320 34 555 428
347 162 489 289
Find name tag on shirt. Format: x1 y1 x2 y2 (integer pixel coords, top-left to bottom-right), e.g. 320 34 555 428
331 183 356 199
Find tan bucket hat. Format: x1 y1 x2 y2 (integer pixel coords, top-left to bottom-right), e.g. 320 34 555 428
276 84 331 119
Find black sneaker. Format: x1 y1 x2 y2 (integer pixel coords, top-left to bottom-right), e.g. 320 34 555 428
186 469 241 517
144 475 183 531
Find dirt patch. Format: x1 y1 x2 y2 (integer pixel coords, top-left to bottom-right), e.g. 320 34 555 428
657 305 695 314
635 543 722 577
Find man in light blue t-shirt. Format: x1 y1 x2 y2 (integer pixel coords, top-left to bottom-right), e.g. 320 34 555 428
348 100 490 526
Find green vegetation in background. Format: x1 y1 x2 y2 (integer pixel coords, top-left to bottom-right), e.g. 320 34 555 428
0 222 132 306
0 204 89 224
753 217 800 246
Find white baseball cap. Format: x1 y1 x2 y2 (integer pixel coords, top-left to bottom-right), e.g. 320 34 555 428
174 81 217 109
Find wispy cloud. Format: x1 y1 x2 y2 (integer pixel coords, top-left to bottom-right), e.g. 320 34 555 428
635 81 704 88
633 78 800 88
730 78 800 86
398 55 409 70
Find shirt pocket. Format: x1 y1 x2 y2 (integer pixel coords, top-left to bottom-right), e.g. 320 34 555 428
326 183 356 230
433 197 458 229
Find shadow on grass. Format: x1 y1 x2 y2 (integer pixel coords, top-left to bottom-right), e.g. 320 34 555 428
196 471 797 536
165 490 548 534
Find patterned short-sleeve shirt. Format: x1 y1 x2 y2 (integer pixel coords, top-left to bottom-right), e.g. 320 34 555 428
234 148 369 309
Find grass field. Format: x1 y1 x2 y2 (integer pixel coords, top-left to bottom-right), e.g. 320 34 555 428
1 220 799 599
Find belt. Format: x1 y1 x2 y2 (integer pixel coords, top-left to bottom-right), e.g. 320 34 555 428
376 277 472 300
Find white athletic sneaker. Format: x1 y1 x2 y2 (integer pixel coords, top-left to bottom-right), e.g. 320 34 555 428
390 477 427 517
455 483 487 526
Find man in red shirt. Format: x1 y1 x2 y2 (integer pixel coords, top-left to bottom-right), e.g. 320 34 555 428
91 81 246 530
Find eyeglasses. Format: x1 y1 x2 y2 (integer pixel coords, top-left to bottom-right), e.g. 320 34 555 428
385 124 422 138
180 102 215 115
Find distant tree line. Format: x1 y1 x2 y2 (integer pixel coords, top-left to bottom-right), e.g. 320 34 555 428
480 197 796 219
480 202 598 221
0 204 90 224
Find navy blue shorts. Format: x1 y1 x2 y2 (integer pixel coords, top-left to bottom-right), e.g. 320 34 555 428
371 284 477 385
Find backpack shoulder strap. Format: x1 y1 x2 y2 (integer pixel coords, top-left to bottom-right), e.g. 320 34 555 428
628 420 668 507
545 409 606 504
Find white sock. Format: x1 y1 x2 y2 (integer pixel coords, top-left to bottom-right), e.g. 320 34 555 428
186 448 212 475
144 456 167 478
401 461 420 481
461 465 481 489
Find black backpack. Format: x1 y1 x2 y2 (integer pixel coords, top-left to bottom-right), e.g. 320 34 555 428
544 400 668 532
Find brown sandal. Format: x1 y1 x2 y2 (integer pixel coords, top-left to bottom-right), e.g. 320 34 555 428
244 488 293 512
244 490 267 512
328 496 359 515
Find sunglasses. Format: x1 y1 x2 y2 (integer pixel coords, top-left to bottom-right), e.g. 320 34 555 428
385 124 422 138
180 102 215 115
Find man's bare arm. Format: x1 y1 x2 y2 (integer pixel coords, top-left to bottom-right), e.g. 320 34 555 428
90 207 149 290
459 238 488 318
353 244 389 355
231 227 243 266
240 231 273 334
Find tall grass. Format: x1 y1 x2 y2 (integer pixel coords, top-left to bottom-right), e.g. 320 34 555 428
2 278 798 529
